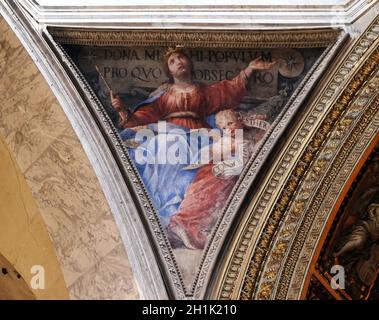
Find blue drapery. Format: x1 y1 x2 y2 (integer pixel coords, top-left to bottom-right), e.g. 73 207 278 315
119 116 217 227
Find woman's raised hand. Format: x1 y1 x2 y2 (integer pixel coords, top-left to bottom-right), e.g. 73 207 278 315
110 90 124 112
244 57 277 78
110 91 130 128
249 57 277 71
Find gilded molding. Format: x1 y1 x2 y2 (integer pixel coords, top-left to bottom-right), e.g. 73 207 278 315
250 46 379 299
215 16 379 300
252 49 379 300
284 89 379 299
261 71 379 300
48 27 340 48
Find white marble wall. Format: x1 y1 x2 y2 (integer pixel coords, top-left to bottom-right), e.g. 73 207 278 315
0 17 139 300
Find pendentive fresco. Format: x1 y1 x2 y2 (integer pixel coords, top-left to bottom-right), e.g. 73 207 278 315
57 36 326 293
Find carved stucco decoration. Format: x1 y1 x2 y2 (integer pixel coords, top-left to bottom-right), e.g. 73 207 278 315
215 16 379 300
261 61 379 300
49 28 340 49
46 27 345 299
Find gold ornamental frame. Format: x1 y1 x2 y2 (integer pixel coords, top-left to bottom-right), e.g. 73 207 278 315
214 17 379 300
49 27 340 48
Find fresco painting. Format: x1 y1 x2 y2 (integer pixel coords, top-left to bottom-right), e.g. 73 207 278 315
64 44 324 285
309 149 379 300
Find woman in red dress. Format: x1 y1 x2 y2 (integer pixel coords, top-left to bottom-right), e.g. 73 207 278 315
111 47 275 250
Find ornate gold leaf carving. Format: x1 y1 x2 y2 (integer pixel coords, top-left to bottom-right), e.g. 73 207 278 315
49 27 340 48
215 17 379 300
254 49 379 300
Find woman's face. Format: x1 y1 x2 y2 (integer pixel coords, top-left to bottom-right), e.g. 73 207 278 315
167 53 191 80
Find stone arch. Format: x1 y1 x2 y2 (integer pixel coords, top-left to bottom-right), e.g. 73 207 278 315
0 129 68 299
0 17 138 299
